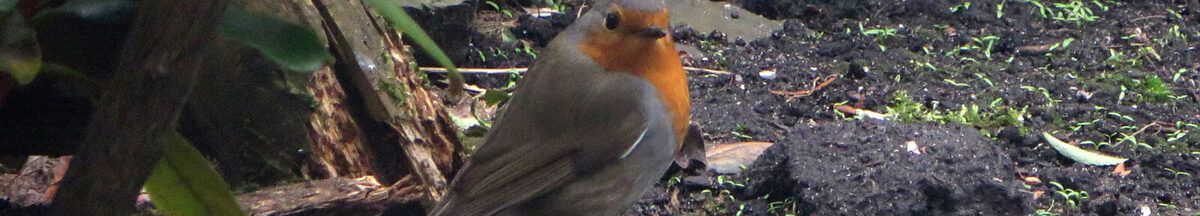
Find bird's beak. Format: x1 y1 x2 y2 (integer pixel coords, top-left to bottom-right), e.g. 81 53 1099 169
638 26 667 39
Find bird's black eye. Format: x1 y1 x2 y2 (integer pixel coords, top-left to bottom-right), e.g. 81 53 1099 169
604 13 619 30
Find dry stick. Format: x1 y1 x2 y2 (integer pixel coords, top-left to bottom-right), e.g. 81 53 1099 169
421 67 523 74
770 74 839 99
1130 15 1167 22
576 3 587 18
1128 121 1169 138
1128 121 1183 138
420 66 735 76
685 67 735 76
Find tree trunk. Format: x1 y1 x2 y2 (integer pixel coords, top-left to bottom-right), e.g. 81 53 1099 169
48 0 230 214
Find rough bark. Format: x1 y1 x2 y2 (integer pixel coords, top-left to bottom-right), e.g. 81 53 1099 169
48 0 230 214
180 0 378 188
313 0 464 204
182 0 465 194
304 66 377 180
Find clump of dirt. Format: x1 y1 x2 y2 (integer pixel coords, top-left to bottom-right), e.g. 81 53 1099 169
743 121 1031 215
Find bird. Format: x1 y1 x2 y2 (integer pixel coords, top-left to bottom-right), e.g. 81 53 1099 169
430 0 689 215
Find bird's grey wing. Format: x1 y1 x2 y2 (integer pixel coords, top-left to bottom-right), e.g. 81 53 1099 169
432 47 667 216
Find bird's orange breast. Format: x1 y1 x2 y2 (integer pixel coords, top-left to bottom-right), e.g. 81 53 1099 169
578 28 691 149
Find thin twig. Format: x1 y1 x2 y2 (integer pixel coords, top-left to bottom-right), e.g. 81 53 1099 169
421 67 525 74
770 75 839 100
1128 121 1164 138
1130 15 1166 22
420 66 735 76
833 105 890 121
576 3 587 18
684 67 735 75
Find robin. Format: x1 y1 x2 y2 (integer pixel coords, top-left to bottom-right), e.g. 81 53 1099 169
430 0 689 215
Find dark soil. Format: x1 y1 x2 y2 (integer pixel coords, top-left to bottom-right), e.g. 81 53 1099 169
743 121 1031 215
455 0 1200 215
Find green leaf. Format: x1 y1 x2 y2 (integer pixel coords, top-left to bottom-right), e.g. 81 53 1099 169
1042 132 1128 166
366 0 464 96
218 6 330 72
1 1 42 86
0 0 13 12
482 89 510 106
144 133 246 216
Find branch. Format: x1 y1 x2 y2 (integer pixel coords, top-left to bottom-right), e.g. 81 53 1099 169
49 0 230 214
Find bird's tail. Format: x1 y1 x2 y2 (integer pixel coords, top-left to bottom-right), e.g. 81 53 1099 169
428 196 455 216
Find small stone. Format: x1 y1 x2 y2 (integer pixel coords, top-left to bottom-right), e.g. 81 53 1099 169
708 30 727 42
1023 176 1042 185
758 68 777 80
847 61 867 79
771 31 785 39
905 141 920 154
997 127 1023 143
681 175 715 189
671 26 698 41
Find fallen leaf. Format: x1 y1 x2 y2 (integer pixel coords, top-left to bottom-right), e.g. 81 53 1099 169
705 142 773 174
1042 132 1128 166
1112 162 1131 177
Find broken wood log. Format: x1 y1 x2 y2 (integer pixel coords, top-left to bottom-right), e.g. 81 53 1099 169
314 0 465 205
237 176 424 216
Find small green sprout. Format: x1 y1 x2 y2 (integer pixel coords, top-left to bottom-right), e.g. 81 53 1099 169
859 23 899 39
950 1 972 13
1048 38 1075 52
1173 68 1187 82
1026 0 1052 18
1106 112 1134 122
1166 8 1184 20
1021 85 1060 106
973 73 994 87
1051 1 1099 25
971 35 1000 60
731 124 753 140
543 0 568 12
996 1 1006 18
944 79 971 88
1164 167 1192 179
1048 181 1089 207
1091 0 1109 11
